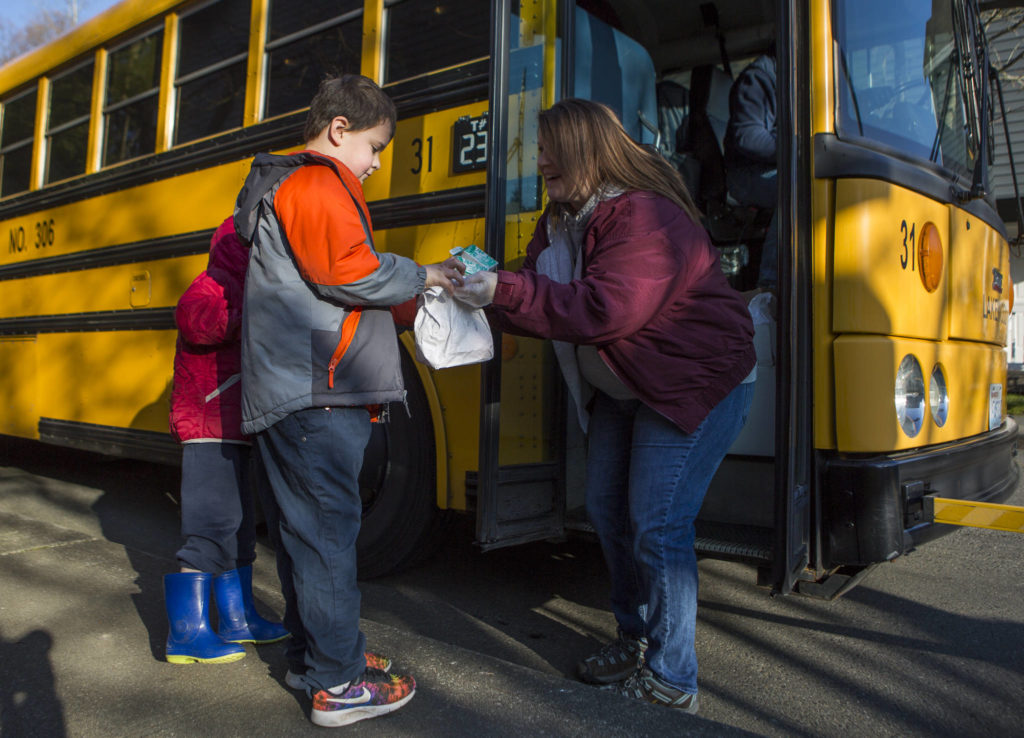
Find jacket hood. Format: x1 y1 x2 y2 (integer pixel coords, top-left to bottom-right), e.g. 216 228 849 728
750 53 776 81
233 151 342 248
208 216 249 280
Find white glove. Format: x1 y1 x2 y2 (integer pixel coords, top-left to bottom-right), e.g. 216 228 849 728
453 271 497 308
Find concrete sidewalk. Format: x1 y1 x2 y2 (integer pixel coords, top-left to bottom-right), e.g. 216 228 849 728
0 442 748 737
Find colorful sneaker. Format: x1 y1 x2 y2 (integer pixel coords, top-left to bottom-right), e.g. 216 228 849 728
615 666 699 713
285 652 392 690
310 669 416 727
577 632 648 684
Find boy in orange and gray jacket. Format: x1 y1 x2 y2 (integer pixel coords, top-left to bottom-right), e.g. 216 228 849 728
232 74 463 728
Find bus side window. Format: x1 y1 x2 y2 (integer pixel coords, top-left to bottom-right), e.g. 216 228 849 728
0 87 37 197
384 0 489 85
103 30 163 167
263 1 363 120
45 60 93 184
173 0 249 146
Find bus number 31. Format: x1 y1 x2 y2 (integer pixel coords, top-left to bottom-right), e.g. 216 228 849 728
900 219 916 271
411 137 433 175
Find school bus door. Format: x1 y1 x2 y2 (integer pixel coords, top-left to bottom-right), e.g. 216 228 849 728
475 0 567 550
474 0 814 596
773 0 812 594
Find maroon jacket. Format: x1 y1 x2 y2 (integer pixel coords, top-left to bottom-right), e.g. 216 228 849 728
169 217 248 443
489 190 755 433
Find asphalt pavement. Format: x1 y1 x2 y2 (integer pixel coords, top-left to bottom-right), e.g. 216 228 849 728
0 437 745 737
2 428 1023 737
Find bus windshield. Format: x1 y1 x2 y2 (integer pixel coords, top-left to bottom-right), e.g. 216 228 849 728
834 0 977 180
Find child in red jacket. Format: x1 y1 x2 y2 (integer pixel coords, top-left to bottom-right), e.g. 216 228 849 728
164 217 287 664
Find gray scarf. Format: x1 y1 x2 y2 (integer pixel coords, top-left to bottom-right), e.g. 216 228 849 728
534 188 622 432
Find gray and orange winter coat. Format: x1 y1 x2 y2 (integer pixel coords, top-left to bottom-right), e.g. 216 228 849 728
233 150 425 435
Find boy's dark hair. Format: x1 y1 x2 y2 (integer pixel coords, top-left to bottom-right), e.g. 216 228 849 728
303 74 397 143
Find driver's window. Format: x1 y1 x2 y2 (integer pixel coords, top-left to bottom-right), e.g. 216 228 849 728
835 0 973 178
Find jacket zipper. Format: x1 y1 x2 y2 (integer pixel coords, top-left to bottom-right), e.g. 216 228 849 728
327 308 363 389
204 373 241 404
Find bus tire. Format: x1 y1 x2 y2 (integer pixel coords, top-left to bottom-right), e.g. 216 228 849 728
356 345 445 579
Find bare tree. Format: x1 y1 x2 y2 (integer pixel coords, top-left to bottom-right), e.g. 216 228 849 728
0 4 81 66
986 9 1024 90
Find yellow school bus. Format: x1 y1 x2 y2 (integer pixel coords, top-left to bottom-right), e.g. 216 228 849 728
0 0 1017 592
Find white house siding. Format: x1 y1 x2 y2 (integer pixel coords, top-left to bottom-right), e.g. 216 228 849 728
985 8 1024 373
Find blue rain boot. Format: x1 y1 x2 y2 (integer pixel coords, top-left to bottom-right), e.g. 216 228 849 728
164 572 246 664
214 565 289 644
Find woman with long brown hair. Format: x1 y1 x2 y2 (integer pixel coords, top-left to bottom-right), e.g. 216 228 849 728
455 98 756 712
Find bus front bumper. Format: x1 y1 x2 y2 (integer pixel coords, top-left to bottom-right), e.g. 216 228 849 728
821 418 1019 567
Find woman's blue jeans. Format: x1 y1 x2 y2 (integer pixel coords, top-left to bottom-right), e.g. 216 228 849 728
584 382 754 694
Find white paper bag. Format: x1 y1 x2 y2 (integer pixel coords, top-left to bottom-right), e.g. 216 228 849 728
414 287 494 369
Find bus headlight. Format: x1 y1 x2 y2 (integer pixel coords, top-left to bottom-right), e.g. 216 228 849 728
895 354 925 437
929 363 949 427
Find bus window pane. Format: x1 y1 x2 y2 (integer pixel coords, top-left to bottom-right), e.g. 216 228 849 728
177 0 249 79
103 97 159 166
1 90 37 148
104 31 162 166
0 144 32 196
46 122 89 183
265 23 362 119
834 0 972 177
106 32 163 106
49 62 93 130
385 0 489 84
268 0 362 42
175 60 246 145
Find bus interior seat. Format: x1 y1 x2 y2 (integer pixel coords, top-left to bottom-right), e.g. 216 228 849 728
704 66 732 150
681 64 769 287
655 79 689 167
574 6 658 145
680 64 732 216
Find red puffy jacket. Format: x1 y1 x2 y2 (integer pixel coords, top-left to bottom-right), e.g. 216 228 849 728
169 217 249 443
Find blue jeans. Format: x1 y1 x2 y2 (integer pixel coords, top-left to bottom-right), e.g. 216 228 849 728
252 442 303 672
584 382 754 694
256 407 370 692
177 442 256 573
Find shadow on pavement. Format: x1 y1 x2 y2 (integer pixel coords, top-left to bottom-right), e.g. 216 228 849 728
0 628 65 738
0 437 283 664
359 513 618 679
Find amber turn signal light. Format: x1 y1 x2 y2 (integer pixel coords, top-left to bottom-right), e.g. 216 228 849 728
918 222 943 293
